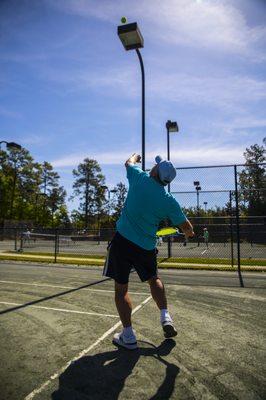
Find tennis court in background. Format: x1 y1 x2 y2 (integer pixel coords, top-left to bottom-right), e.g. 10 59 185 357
0 260 265 400
1 233 265 260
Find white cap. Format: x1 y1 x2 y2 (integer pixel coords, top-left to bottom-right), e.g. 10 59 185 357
155 155 177 185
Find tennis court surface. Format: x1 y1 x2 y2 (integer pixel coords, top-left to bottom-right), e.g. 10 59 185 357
0 261 265 400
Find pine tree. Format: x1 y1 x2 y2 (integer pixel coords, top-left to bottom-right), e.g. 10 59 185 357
112 182 128 220
72 159 105 229
238 143 266 216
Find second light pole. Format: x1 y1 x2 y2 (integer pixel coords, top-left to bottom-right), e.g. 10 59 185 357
166 120 179 258
117 22 145 170
166 120 179 191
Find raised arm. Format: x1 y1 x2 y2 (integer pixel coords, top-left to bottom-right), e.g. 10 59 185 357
125 153 141 168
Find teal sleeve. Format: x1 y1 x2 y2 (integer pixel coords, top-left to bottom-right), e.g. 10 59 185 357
167 196 187 226
126 164 143 185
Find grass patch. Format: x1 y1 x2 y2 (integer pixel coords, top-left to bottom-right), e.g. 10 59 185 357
1 252 265 271
0 254 104 266
158 257 266 266
11 251 105 260
6 252 266 266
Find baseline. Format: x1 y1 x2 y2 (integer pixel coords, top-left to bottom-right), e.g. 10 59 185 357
0 301 118 318
0 280 149 296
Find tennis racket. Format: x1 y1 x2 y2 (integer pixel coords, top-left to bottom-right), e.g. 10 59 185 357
156 227 185 238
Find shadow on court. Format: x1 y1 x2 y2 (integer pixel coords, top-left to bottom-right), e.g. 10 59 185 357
52 339 179 400
0 277 111 315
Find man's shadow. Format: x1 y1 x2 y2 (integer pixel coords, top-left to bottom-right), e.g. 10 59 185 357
52 339 179 400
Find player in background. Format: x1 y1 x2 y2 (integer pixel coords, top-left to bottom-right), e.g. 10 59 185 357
203 227 209 248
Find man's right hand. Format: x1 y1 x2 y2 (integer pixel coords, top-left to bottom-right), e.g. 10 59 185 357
125 153 141 167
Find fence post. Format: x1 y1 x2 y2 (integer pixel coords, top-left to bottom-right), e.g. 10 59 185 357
19 232 23 252
234 165 244 287
54 229 58 263
229 191 234 268
14 227 17 251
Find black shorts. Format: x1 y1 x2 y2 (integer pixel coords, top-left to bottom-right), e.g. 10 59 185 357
103 232 157 284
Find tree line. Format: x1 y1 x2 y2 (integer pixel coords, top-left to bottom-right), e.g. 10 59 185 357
0 147 127 229
0 142 265 229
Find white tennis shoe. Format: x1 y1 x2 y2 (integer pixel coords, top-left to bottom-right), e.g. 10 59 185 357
161 318 177 338
113 331 138 350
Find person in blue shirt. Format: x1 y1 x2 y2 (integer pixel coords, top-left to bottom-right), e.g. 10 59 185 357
103 153 194 350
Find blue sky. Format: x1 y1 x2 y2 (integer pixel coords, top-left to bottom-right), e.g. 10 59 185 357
1 0 265 211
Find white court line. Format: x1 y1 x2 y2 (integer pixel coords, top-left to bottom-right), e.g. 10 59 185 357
0 302 118 318
24 295 152 400
0 280 149 296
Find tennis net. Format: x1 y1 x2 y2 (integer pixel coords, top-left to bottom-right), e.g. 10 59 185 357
20 232 100 251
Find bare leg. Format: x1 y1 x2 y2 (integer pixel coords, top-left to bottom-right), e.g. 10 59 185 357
148 276 177 338
148 276 167 310
115 282 132 327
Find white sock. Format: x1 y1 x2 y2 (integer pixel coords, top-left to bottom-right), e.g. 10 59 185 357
123 326 134 337
160 309 172 323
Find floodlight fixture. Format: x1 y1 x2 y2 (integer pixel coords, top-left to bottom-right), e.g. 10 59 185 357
166 120 179 133
117 22 144 51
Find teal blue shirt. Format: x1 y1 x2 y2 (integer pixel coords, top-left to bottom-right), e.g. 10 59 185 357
116 164 187 250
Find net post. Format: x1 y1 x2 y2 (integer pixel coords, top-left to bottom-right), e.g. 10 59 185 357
234 165 244 288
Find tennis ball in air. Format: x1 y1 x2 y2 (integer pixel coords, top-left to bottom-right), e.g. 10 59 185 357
121 16 127 24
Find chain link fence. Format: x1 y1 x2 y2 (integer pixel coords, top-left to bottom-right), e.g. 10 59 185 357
0 163 265 283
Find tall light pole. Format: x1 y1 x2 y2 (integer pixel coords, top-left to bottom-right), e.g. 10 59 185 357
194 181 201 247
165 120 178 258
193 181 201 216
166 120 179 192
117 21 145 171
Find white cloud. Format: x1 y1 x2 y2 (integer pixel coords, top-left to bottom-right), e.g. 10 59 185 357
35 61 266 115
0 105 22 119
22 134 53 146
149 72 266 111
47 0 266 60
51 145 245 168
37 64 139 97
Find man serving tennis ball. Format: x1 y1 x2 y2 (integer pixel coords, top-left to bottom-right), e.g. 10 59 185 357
103 153 194 350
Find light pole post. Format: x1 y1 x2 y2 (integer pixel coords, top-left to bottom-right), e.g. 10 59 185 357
166 125 170 191
165 120 178 192
194 181 201 217
194 181 201 246
117 22 145 171
165 120 179 258
136 48 145 171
